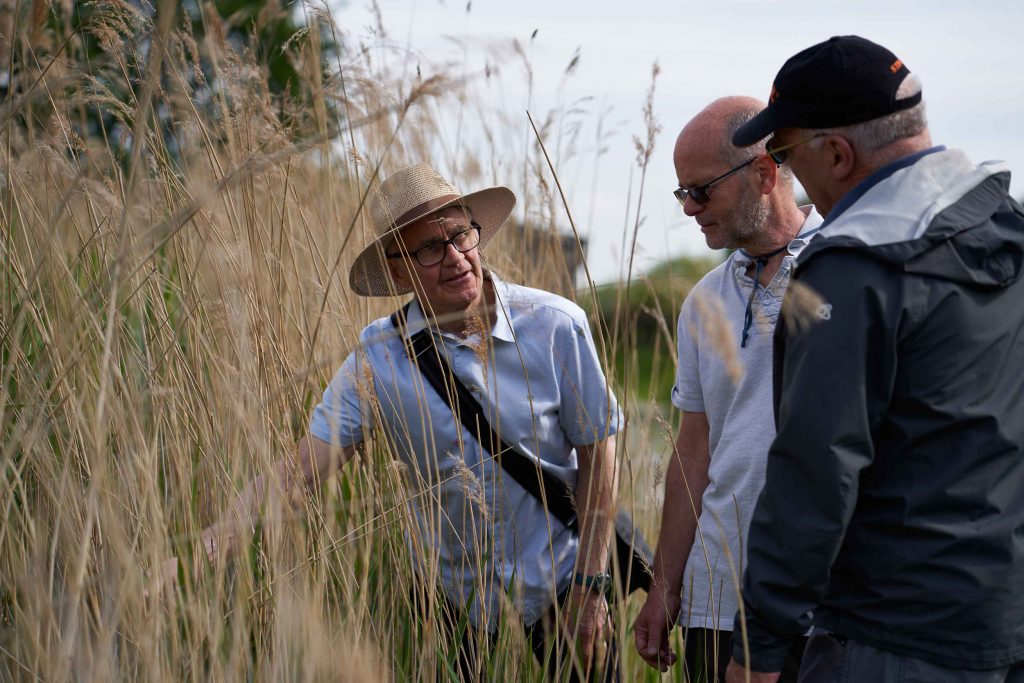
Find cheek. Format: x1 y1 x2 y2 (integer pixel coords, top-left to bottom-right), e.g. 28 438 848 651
388 261 411 286
788 161 814 190
462 248 483 271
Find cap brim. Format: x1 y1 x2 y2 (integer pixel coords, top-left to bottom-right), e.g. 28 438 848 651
732 107 781 147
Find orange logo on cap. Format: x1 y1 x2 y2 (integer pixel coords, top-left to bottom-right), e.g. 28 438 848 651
770 85 779 103
890 59 903 74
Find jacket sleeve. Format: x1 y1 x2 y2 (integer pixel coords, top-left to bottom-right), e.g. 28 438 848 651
733 251 900 671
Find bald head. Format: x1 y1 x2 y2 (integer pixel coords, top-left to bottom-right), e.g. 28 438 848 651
675 96 770 170
672 96 805 254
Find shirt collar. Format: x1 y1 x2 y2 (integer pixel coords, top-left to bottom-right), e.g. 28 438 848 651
400 269 515 343
488 273 516 343
819 145 947 230
732 205 825 268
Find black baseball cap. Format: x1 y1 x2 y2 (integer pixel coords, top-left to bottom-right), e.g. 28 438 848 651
732 35 921 147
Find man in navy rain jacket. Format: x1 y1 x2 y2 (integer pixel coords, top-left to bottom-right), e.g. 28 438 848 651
724 35 1024 683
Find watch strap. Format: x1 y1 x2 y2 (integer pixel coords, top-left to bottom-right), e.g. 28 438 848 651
573 571 612 596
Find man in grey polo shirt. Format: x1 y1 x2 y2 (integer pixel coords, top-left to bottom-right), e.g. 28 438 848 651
634 96 821 683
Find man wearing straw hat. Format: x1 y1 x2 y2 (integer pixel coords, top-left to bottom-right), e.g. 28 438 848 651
195 163 623 681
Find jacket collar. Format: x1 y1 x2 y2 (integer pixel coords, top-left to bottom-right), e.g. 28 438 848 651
820 146 946 231
815 147 1009 249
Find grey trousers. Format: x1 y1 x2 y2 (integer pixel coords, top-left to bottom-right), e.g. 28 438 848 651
798 633 1024 683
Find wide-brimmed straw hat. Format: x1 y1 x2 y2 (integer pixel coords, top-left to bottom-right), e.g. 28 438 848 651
348 163 516 297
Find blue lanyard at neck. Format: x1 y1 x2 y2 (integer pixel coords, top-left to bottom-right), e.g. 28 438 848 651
739 242 791 348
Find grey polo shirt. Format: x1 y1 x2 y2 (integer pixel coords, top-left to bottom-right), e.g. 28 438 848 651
671 206 822 630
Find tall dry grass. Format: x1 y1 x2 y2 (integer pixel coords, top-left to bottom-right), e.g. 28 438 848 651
0 2 730 681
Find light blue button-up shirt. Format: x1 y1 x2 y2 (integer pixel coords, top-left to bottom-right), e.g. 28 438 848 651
310 272 622 630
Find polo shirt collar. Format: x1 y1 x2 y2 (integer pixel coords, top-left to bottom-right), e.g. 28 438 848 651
732 205 824 269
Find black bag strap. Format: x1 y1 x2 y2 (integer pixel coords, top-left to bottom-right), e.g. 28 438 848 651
390 306 579 530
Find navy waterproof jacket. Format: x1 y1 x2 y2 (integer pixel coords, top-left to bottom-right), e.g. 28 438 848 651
735 147 1024 672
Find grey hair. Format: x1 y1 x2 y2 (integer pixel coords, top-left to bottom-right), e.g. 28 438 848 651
722 108 767 164
810 73 928 153
722 107 795 184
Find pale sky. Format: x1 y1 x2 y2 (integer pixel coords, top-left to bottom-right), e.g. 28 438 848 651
333 0 1024 284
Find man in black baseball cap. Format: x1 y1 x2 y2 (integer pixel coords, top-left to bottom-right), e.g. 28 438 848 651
725 36 1024 683
731 35 921 148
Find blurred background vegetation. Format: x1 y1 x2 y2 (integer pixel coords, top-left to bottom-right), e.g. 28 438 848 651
0 0 719 680
585 254 720 405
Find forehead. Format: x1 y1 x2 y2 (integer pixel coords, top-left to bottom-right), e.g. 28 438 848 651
673 132 729 185
398 206 471 244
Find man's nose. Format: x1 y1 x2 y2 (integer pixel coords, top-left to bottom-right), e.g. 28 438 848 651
683 194 704 217
440 241 466 265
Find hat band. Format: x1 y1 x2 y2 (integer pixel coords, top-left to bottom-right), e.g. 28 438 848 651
393 194 462 230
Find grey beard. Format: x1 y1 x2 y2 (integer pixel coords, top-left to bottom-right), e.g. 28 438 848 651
731 190 772 248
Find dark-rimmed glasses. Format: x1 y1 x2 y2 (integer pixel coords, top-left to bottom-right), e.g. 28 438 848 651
673 155 760 206
386 223 482 267
766 133 827 164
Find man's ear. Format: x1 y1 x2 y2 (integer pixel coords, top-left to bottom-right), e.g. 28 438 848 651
826 135 857 181
755 155 779 196
388 255 412 290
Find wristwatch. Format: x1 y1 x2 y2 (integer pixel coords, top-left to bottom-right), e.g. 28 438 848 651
573 571 613 596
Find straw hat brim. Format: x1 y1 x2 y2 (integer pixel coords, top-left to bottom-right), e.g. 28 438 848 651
349 185 516 297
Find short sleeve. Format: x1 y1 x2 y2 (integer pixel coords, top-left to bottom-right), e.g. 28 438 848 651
308 349 373 448
671 293 705 412
555 308 623 446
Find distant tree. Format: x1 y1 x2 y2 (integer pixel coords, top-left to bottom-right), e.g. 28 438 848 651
2 0 340 164
587 254 720 340
579 255 719 403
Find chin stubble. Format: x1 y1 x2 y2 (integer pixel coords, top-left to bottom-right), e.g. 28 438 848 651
730 185 772 248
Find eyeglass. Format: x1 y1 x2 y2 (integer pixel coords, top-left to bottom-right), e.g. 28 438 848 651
673 155 760 206
386 223 482 267
765 133 827 164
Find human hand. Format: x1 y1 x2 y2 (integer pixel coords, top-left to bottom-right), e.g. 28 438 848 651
146 527 227 601
633 586 681 671
561 587 611 677
145 556 181 601
724 656 781 683
200 527 226 566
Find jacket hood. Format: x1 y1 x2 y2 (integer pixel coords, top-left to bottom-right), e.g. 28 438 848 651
800 149 1024 289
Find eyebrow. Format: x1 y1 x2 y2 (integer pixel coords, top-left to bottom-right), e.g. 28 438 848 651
409 220 471 249
676 173 705 190
678 170 718 189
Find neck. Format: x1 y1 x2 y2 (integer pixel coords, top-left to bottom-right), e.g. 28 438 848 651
741 202 809 286
432 278 496 338
742 201 807 258
837 132 934 204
